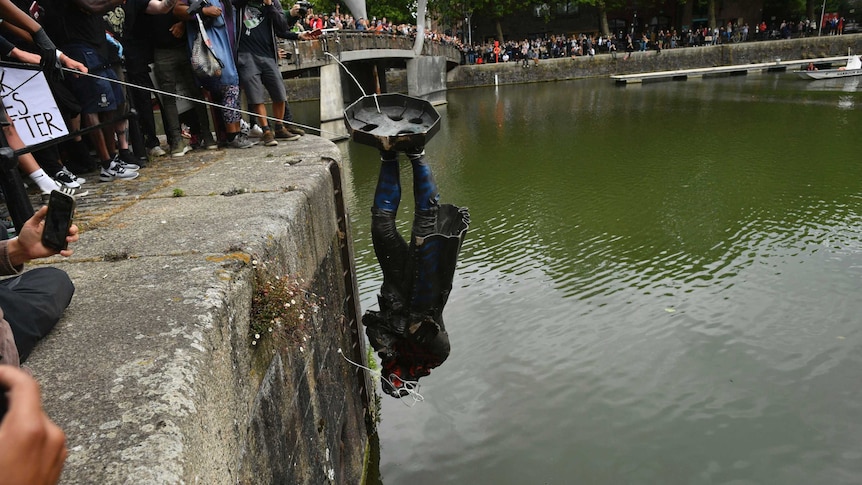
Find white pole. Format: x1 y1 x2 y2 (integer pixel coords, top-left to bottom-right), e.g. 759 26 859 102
819 0 826 36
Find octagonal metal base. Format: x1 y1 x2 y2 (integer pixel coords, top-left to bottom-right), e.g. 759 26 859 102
343 93 441 152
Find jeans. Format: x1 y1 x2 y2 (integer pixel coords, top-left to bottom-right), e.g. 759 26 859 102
153 45 212 146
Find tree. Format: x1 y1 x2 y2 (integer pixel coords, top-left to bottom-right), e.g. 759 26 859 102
578 0 621 37
470 0 535 43
310 0 415 24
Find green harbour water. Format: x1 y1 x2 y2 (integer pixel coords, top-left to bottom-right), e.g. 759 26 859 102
333 72 862 484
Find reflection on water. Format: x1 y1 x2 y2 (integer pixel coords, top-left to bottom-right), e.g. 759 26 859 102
339 73 862 485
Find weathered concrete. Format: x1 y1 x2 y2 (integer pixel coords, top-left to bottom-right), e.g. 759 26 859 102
22 136 373 484
407 56 448 105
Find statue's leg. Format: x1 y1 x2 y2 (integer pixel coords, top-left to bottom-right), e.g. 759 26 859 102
373 150 401 214
407 146 440 239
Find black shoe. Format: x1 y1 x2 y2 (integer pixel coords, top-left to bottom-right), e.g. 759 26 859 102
64 140 99 174
119 148 146 169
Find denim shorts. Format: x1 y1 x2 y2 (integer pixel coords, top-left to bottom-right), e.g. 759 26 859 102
62 44 124 114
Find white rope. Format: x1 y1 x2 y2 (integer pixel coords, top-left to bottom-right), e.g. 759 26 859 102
337 348 424 406
60 66 339 137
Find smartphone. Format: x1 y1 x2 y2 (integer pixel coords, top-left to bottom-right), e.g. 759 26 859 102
42 190 76 251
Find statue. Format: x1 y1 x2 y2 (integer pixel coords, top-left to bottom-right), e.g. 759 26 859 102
344 93 469 398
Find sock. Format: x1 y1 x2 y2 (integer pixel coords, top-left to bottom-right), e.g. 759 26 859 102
262 125 271 132
29 168 59 193
228 132 238 141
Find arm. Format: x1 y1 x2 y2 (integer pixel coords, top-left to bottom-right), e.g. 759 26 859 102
276 5 318 41
174 0 221 22
1 206 79 273
145 0 179 15
263 0 290 35
0 366 67 485
0 0 40 34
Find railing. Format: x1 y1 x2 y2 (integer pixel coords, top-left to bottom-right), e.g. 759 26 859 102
278 31 462 71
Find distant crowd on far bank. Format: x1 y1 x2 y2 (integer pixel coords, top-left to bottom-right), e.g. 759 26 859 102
461 17 858 66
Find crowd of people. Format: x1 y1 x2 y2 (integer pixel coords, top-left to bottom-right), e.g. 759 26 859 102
0 0 329 207
459 16 855 66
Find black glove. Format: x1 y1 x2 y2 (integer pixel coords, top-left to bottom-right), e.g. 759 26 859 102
32 28 63 81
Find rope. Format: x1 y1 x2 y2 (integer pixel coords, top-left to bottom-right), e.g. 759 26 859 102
57 66 342 138
337 348 425 407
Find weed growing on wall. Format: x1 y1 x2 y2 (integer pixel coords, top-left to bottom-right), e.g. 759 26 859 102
249 262 320 347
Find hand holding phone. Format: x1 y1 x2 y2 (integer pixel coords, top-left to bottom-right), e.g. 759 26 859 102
42 190 76 252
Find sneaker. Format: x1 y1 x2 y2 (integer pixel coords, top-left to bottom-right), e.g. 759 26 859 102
54 168 83 189
148 145 167 158
41 186 88 204
261 130 278 147
286 124 306 136
100 161 139 182
200 137 219 150
249 123 264 138
112 153 140 171
239 119 251 136
274 125 301 141
228 133 256 149
170 141 191 158
119 148 145 169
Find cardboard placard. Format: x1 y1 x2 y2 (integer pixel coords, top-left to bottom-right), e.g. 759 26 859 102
0 67 69 146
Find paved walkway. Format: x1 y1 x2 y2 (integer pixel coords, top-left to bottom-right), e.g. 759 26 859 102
3 134 353 484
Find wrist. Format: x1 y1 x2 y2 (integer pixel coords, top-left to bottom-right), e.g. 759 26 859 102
5 238 28 268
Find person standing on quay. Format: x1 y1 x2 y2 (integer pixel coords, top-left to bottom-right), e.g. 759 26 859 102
232 0 317 146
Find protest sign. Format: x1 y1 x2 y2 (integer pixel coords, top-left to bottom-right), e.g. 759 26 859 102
0 66 69 146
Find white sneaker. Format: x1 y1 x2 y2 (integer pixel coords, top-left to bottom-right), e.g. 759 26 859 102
170 142 191 158
100 161 139 182
249 124 264 138
148 146 167 158
54 167 84 189
42 186 88 203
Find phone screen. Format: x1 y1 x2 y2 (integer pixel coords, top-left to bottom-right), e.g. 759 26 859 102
42 190 76 251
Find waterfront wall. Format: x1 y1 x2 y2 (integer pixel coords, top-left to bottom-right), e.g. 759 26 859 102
446 34 862 88
28 139 372 483
286 33 862 101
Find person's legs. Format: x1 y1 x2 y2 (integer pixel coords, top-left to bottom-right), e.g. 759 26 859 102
1 119 61 196
153 47 188 156
219 85 253 148
169 47 216 147
125 64 161 153
0 267 74 363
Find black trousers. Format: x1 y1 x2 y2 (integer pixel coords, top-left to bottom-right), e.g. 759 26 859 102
0 267 74 363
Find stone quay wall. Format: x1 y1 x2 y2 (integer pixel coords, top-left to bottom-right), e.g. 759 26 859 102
28 138 373 484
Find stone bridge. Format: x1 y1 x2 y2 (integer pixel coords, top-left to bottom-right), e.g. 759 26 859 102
278 31 463 138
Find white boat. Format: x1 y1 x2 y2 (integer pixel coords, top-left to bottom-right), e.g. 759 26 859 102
795 55 862 79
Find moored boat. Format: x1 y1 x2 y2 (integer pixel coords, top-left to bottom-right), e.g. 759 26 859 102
795 55 862 80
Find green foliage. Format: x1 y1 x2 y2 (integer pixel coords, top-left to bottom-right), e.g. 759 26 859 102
250 265 314 346
172 188 185 197
307 0 415 23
